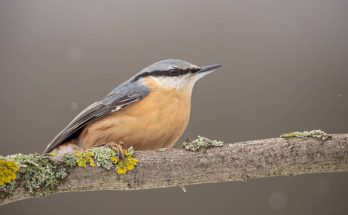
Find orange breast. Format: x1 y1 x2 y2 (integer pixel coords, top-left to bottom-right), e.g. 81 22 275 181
80 79 191 150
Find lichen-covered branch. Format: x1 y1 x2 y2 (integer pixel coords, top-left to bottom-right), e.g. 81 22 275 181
1 133 348 206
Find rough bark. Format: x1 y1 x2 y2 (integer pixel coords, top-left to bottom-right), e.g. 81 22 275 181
1 134 347 206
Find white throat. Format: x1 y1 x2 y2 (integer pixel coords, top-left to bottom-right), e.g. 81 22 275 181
150 74 202 93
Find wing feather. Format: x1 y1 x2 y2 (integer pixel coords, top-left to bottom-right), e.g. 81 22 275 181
44 83 149 153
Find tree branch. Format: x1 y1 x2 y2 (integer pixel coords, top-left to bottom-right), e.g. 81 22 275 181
1 134 347 205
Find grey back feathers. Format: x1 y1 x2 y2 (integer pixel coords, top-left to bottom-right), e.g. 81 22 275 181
44 59 196 153
44 79 149 153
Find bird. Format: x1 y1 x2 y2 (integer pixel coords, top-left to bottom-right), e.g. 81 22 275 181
44 59 222 156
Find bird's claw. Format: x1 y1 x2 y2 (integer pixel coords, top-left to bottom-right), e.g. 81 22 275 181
105 141 126 159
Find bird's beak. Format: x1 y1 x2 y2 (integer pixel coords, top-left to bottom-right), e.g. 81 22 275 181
198 64 222 74
189 64 222 81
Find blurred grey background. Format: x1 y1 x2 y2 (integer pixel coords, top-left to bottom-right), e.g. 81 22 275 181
0 0 347 214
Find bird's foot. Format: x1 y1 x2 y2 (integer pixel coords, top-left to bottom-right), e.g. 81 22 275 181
105 141 126 159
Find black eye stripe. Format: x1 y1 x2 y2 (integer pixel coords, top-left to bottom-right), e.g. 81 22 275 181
132 68 200 82
169 69 179 76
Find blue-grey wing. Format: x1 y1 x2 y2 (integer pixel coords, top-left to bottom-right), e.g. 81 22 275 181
43 83 149 153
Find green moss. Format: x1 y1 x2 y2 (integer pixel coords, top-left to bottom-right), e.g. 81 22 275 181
63 153 77 168
90 146 119 170
0 146 139 199
280 129 331 140
71 146 138 174
8 153 69 193
0 180 17 199
0 153 70 198
73 146 138 174
183 136 224 151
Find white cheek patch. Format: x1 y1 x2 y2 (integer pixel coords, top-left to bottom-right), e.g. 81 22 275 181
152 74 191 89
150 71 213 92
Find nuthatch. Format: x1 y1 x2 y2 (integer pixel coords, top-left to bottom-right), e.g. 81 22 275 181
44 59 222 155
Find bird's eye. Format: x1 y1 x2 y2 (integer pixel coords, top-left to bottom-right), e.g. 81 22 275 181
169 69 179 76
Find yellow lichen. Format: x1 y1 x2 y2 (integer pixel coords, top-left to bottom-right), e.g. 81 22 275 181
110 156 119 164
0 146 138 199
74 151 96 168
48 152 57 157
116 149 138 175
73 147 138 173
0 159 20 186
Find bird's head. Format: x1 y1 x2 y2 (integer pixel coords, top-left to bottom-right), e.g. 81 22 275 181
131 59 222 91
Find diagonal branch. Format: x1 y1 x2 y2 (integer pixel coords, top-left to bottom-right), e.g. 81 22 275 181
1 134 348 206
